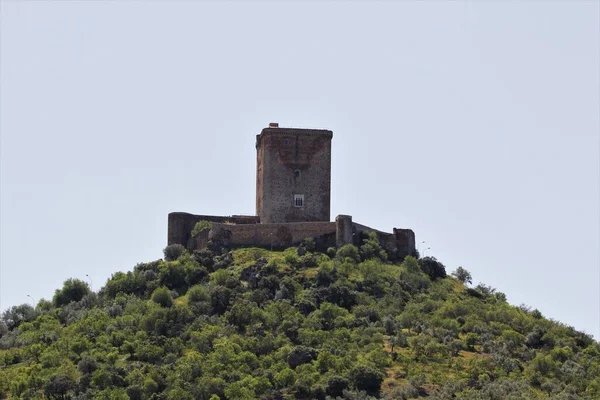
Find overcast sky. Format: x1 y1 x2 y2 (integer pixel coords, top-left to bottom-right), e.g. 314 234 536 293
1 1 599 339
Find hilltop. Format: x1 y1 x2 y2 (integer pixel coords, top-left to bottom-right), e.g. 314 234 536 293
1 238 598 399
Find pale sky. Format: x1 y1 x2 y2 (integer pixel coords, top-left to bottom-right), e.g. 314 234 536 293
1 1 599 339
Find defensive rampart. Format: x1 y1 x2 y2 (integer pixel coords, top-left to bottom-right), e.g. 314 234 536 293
168 212 260 250
168 212 416 259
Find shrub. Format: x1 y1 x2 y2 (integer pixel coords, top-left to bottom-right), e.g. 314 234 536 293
274 368 296 388
327 247 337 258
359 231 387 261
327 376 350 398
53 278 90 307
184 262 208 286
418 257 447 280
349 365 384 396
191 220 212 237
337 244 360 263
78 356 98 375
193 248 215 269
151 287 173 307
287 346 319 369
187 284 210 304
452 266 472 284
163 244 185 261
44 374 77 399
1 304 36 330
401 256 421 274
158 262 187 290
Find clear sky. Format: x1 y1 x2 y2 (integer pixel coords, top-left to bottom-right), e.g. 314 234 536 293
1 1 599 339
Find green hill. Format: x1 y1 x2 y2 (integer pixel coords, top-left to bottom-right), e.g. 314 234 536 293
1 238 598 399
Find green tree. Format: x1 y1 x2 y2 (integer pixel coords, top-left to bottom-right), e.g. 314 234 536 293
418 256 447 280
151 286 173 307
44 374 76 400
452 266 472 284
163 244 185 261
336 244 360 263
349 365 384 397
53 278 90 307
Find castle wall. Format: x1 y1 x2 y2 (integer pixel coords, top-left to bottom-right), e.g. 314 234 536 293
169 211 415 260
168 212 259 248
336 215 354 247
393 228 416 259
207 221 337 249
351 222 416 260
256 128 333 223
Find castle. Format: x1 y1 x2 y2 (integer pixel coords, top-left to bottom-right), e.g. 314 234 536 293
167 123 416 259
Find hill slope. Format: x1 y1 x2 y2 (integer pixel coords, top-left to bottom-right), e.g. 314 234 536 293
1 240 599 399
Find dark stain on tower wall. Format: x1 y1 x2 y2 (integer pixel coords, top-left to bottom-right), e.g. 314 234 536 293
256 125 333 223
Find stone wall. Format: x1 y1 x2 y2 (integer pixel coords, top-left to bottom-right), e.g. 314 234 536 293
168 212 259 249
206 221 337 250
256 127 333 223
351 221 416 260
169 212 415 260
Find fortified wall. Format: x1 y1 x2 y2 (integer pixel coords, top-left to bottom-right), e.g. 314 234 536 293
167 123 416 260
168 213 416 260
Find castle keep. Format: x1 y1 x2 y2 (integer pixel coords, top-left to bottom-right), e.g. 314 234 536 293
256 125 332 223
168 123 415 259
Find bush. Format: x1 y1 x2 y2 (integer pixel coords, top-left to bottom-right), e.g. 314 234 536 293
187 284 210 304
44 374 76 399
78 356 98 375
359 231 387 261
327 376 350 398
163 244 185 261
337 244 360 263
1 304 36 330
159 262 187 289
327 247 337 258
349 365 384 396
193 248 215 269
53 278 90 307
287 346 318 369
297 238 316 256
452 267 472 284
185 262 208 286
191 220 212 237
151 287 173 307
418 257 447 280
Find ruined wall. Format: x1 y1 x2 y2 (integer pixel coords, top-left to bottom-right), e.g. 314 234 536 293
256 127 333 223
352 222 416 260
168 212 259 248
393 228 416 259
207 221 337 250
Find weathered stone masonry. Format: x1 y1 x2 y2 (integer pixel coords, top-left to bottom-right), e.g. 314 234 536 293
256 126 332 223
167 123 416 258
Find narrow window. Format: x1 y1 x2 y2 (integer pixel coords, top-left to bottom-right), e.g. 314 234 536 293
294 194 304 207
294 169 301 180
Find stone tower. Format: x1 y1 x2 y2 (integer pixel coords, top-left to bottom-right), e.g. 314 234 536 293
256 123 333 223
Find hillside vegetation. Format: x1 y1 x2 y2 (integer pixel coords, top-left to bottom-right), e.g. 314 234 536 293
1 236 598 399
